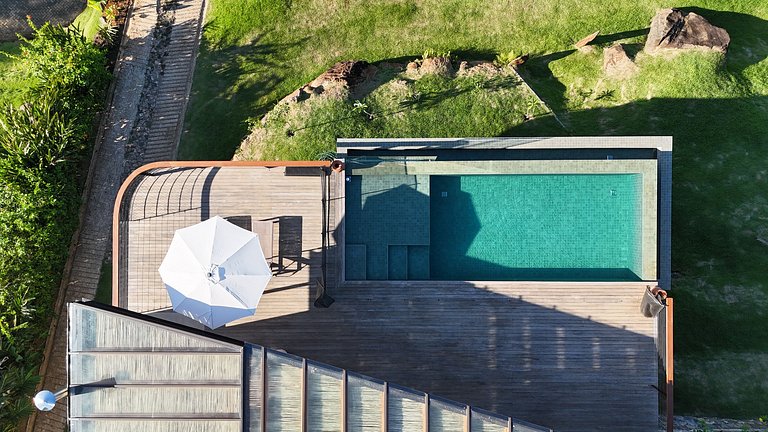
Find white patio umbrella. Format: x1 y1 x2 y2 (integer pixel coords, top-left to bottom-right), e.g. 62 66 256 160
158 216 272 329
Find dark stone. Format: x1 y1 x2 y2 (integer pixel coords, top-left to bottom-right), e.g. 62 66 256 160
309 60 372 88
645 8 730 54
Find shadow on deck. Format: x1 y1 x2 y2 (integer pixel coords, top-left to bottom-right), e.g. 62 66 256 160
115 163 659 432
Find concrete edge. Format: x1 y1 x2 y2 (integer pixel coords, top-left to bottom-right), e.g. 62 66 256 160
337 136 673 155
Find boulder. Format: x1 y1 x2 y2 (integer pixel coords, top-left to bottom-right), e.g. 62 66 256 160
405 61 420 77
419 56 453 76
603 44 638 79
463 61 503 78
309 60 372 89
645 8 730 54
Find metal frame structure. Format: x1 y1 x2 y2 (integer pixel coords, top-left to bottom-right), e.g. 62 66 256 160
68 301 553 432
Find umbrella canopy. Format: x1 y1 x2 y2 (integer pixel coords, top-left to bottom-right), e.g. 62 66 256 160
159 216 272 328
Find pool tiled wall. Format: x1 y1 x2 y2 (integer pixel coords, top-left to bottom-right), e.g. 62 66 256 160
345 174 430 280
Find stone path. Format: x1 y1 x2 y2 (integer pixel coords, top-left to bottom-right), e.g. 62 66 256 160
28 0 205 430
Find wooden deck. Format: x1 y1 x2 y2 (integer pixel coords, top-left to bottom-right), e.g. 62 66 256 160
118 165 331 313
220 281 658 432
117 165 659 432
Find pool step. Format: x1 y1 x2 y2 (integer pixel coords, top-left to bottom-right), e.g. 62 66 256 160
388 245 430 280
345 244 367 280
388 245 408 279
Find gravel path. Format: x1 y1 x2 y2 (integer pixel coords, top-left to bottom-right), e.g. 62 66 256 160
28 0 206 429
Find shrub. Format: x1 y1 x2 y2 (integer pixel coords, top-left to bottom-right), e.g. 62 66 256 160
0 94 79 173
17 18 110 118
494 50 518 66
0 20 108 430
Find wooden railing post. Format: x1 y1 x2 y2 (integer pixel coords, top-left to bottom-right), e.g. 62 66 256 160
666 298 674 432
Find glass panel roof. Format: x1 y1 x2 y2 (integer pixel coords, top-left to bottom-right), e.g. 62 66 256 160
68 303 551 432
68 303 242 432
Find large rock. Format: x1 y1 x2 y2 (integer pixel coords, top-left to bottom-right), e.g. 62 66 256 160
603 44 638 79
405 61 420 77
419 56 453 76
309 60 373 89
456 61 503 78
645 8 730 54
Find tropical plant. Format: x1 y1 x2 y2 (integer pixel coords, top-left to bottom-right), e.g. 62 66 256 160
0 363 39 430
421 48 451 60
86 0 105 13
315 150 336 161
0 19 109 431
0 95 78 172
494 50 518 66
17 18 110 116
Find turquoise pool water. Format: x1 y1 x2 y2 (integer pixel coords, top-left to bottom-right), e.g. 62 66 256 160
345 173 643 281
429 175 643 281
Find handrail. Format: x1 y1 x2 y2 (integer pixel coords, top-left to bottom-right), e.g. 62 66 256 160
666 297 674 432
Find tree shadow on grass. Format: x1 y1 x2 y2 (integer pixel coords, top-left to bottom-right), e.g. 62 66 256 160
367 48 498 68
180 19 307 160
520 28 651 116
520 9 767 118
505 7 768 417
288 81 480 137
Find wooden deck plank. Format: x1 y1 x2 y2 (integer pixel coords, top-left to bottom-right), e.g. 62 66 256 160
122 166 326 314
118 166 658 432
222 283 656 432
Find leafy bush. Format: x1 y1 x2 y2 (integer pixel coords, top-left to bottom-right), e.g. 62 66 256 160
18 19 110 118
0 95 79 172
494 50 518 66
0 20 108 430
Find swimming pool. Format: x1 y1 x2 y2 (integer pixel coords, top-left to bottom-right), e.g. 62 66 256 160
429 174 642 281
345 172 645 282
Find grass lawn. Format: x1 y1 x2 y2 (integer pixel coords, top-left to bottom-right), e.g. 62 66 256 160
0 42 34 106
237 65 549 160
181 0 768 418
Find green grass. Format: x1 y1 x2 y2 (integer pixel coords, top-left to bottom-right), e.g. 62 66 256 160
0 42 34 107
95 259 113 305
181 0 768 418
0 5 99 107
240 68 547 160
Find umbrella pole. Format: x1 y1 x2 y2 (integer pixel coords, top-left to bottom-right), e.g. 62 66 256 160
315 168 334 308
